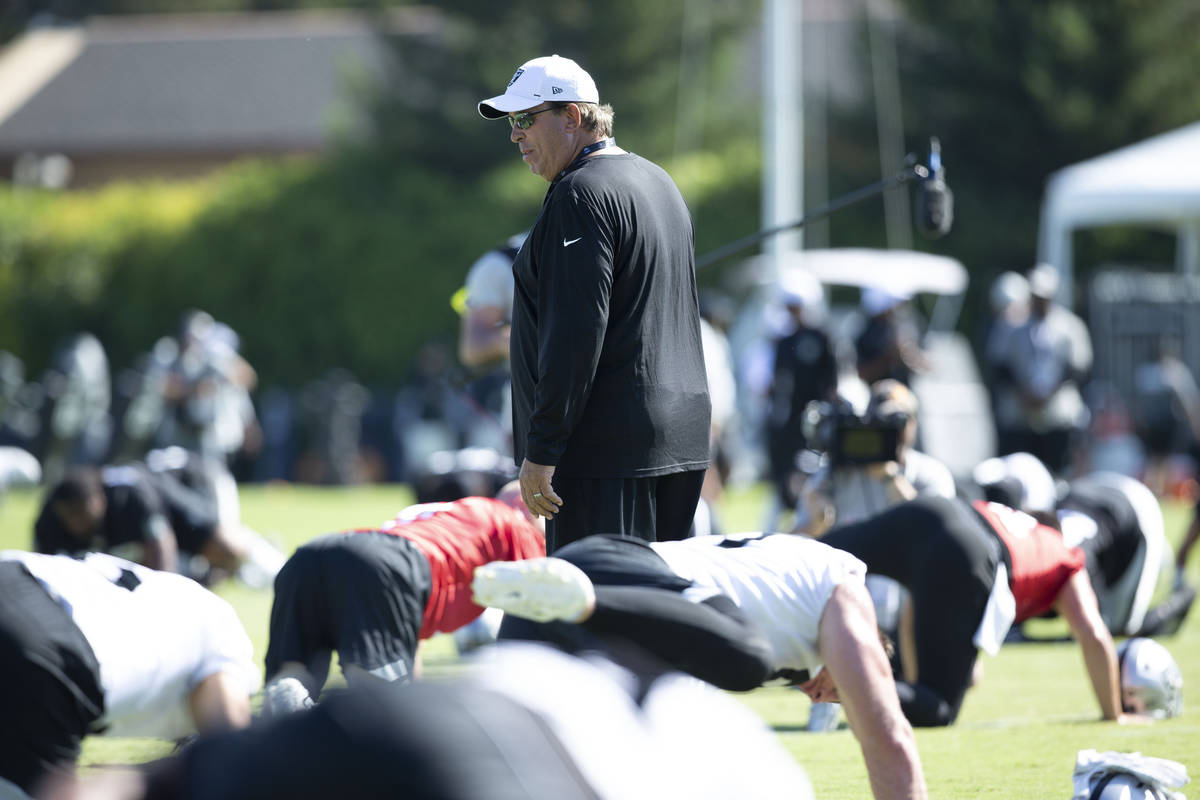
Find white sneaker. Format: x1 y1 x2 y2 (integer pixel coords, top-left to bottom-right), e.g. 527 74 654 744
807 701 841 732
262 676 315 718
472 558 596 623
453 606 504 655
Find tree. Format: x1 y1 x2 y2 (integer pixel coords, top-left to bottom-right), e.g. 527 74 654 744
894 0 1200 300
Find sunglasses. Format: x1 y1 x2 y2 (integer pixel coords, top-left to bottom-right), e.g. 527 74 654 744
508 108 557 130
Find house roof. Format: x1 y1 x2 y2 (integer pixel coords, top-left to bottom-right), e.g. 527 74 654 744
0 10 434 156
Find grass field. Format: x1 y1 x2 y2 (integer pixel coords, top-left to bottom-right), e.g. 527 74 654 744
1 481 1197 797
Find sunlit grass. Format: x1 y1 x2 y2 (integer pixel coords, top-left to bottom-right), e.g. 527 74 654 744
1 482 1196 794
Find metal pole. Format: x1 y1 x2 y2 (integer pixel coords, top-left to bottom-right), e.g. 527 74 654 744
763 0 803 280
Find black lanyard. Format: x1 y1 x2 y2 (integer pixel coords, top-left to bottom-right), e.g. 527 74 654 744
557 138 616 180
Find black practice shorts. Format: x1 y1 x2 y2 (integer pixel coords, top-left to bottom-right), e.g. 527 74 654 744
265 532 432 686
151 473 221 554
0 561 105 794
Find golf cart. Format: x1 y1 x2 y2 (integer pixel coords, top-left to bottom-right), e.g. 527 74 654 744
726 247 994 483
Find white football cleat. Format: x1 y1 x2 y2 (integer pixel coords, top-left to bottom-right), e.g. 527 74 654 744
472 558 596 624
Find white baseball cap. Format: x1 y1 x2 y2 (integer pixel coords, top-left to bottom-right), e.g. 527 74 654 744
1028 262 1061 299
861 286 909 316
478 55 600 119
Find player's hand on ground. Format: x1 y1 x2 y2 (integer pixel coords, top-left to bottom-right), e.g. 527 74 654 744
1114 712 1154 726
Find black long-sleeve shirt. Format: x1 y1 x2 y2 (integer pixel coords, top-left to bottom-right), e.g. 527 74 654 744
510 152 710 478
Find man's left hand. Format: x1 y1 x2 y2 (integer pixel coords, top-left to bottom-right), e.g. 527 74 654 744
519 459 562 519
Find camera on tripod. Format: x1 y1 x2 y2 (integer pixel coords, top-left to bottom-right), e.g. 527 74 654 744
802 398 909 467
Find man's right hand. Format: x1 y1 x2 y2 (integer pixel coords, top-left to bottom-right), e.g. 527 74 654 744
519 459 563 519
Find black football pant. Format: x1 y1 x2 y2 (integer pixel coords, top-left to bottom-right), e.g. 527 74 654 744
546 469 705 553
499 534 773 692
821 495 1002 727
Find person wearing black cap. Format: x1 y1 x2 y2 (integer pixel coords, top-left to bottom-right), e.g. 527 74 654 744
478 55 711 553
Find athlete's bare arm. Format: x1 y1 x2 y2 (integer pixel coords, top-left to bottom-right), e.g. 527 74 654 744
1054 569 1126 722
819 582 928 800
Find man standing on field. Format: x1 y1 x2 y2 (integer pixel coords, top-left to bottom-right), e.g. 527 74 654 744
478 54 711 553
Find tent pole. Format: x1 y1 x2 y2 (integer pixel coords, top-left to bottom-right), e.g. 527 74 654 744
1178 221 1200 276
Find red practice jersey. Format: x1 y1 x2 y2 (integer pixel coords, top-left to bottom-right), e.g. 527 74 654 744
974 500 1086 623
376 497 546 639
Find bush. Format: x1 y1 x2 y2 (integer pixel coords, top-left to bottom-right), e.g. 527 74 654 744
0 140 760 391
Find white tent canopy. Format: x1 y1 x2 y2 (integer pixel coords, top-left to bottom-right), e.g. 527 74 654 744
1037 121 1200 306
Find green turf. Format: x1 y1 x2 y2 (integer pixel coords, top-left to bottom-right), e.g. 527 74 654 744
1 481 1197 795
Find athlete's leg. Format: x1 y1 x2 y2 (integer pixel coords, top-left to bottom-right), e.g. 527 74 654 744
483 536 772 691
264 542 334 694
824 496 997 726
323 533 430 685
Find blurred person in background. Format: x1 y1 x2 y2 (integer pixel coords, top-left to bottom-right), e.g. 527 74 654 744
454 233 528 457
456 234 526 372
129 311 261 472
111 311 260 475
1131 339 1200 498
0 351 42 494
855 287 929 389
293 368 372 485
0 550 259 797
261 482 545 717
0 351 43 458
479 55 710 551
973 452 1195 639
982 271 1032 457
995 264 1092 475
32 458 268 587
35 332 113 485
764 271 840 516
694 290 740 536
393 340 483 483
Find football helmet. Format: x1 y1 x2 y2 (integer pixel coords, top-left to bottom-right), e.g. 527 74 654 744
1085 773 1170 800
1117 637 1183 719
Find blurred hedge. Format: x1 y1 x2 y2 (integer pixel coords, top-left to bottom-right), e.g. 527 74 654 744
0 142 760 390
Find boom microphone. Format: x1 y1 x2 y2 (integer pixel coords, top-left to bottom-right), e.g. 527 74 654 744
696 157 929 269
916 137 954 238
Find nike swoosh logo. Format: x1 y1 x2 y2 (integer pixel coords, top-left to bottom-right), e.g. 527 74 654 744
563 237 582 247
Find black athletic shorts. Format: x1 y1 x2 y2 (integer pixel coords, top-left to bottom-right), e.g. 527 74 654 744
0 561 105 794
265 532 432 686
149 471 222 554
1059 482 1141 593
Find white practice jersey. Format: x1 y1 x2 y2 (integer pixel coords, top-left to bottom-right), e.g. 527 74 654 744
651 534 866 675
0 550 260 739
